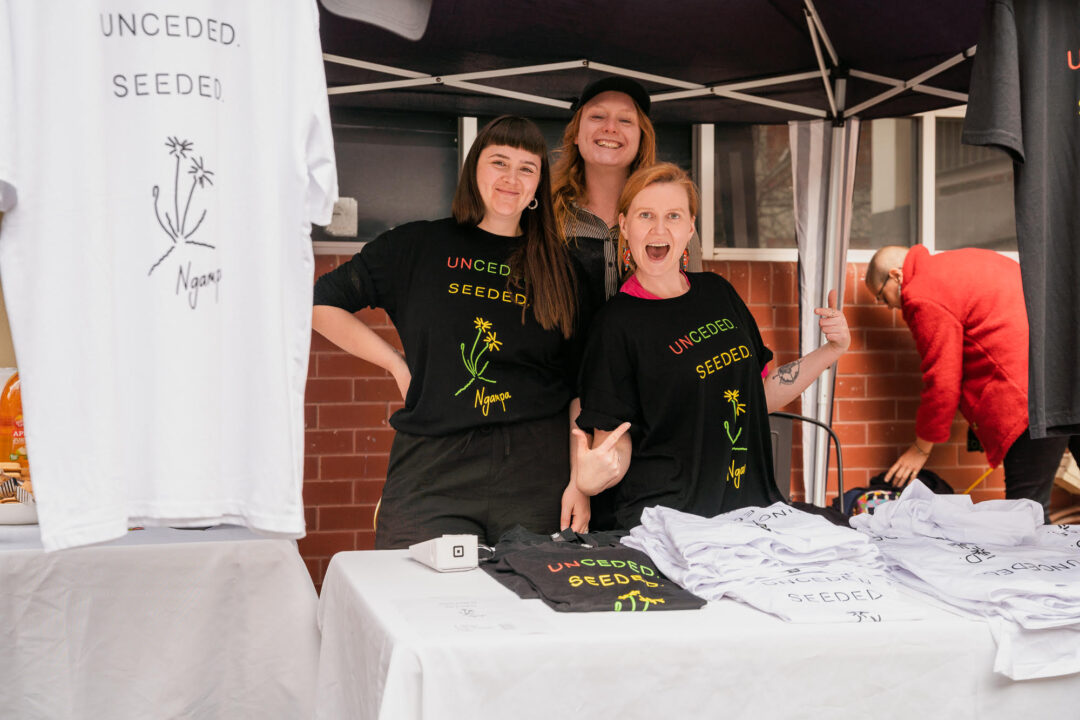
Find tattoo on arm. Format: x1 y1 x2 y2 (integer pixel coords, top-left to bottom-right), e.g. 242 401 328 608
776 359 801 385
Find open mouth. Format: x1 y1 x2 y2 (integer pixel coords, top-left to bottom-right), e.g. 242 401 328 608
645 242 670 261
595 139 623 149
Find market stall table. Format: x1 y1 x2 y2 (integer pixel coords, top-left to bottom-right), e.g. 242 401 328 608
0 524 320 719
316 549 1080 720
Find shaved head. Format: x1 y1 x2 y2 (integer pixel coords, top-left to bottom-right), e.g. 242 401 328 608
866 245 910 290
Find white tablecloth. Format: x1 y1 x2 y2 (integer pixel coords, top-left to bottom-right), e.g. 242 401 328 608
0 525 320 719
316 550 1080 720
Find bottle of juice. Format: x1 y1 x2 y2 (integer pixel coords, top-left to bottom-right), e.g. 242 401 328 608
0 371 28 471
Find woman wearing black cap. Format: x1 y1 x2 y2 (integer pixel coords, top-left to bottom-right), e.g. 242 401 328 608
552 76 701 309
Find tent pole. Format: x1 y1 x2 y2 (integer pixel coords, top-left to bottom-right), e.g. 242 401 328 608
653 71 822 101
322 54 428 78
846 46 976 116
585 62 702 90
848 69 968 104
804 0 839 67
805 10 837 119
693 124 716 259
811 77 847 507
458 118 477 170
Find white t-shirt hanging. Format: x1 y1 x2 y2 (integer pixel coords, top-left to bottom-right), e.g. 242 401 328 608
0 1 337 550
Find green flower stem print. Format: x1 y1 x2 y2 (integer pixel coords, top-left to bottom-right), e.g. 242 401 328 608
723 389 747 451
455 317 502 396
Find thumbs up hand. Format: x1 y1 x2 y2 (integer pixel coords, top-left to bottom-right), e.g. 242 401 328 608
814 289 850 353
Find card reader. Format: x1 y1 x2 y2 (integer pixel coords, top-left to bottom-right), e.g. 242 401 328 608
408 534 479 572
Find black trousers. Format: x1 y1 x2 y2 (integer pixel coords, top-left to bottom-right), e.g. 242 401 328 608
1002 428 1080 521
374 412 569 549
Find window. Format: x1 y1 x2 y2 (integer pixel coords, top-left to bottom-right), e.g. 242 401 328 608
313 109 458 245
713 125 791 249
314 107 1017 260
933 117 1016 252
709 119 918 253
854 118 918 250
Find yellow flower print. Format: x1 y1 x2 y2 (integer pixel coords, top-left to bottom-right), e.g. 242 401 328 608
723 388 746 450
724 389 746 417
456 318 501 396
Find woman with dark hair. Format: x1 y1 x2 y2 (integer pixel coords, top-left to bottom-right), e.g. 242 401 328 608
574 163 850 530
552 76 701 308
312 116 590 548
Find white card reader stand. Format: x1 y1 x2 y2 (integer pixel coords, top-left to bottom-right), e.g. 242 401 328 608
408 534 479 572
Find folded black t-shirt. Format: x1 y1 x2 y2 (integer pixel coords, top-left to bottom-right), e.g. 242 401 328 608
484 527 704 612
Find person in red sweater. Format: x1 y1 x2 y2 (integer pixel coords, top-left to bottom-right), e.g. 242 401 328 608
866 245 1077 519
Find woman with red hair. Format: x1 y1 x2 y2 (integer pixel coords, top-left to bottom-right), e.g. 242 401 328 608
574 163 850 530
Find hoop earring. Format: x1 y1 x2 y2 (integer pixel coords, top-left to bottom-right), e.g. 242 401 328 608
527 197 538 210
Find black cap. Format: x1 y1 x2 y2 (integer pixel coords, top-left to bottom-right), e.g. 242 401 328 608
571 76 651 116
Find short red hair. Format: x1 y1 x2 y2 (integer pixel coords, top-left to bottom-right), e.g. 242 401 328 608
616 163 699 270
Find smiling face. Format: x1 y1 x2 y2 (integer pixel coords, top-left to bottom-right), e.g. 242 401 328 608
619 182 695 283
474 144 542 232
574 90 642 171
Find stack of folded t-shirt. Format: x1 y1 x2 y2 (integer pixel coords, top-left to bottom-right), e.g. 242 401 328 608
483 526 706 612
1033 523 1080 553
850 480 1080 680
622 503 927 623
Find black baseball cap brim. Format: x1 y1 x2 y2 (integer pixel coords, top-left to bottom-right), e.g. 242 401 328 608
571 76 651 116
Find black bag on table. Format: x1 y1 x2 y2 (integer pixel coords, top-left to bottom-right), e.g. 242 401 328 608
832 469 954 517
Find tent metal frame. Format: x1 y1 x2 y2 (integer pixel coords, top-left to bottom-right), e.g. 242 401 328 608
323 53 970 120
323 0 972 121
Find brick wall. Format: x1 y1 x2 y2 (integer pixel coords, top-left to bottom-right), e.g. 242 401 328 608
300 256 1015 587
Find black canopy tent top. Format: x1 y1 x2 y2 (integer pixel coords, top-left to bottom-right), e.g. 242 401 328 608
317 0 984 125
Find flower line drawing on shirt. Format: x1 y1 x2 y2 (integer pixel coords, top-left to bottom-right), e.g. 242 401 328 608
722 388 747 451
149 137 216 276
454 316 501 396
614 589 665 612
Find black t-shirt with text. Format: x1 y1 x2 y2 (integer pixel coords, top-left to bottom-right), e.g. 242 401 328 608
313 218 588 436
577 272 781 529
962 0 1080 437
482 527 705 612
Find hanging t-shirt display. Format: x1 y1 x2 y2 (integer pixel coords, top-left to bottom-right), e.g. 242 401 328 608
961 0 1080 438
0 1 337 549
312 218 588 436
577 272 781 529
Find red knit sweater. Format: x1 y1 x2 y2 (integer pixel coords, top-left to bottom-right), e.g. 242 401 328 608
901 245 1029 467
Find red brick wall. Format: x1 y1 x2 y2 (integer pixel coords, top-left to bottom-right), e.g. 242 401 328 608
300 256 1012 587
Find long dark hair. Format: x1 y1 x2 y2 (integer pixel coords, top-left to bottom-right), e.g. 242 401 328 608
453 116 577 338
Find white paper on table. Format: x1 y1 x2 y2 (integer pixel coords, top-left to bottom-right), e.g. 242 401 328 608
394 595 554 635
